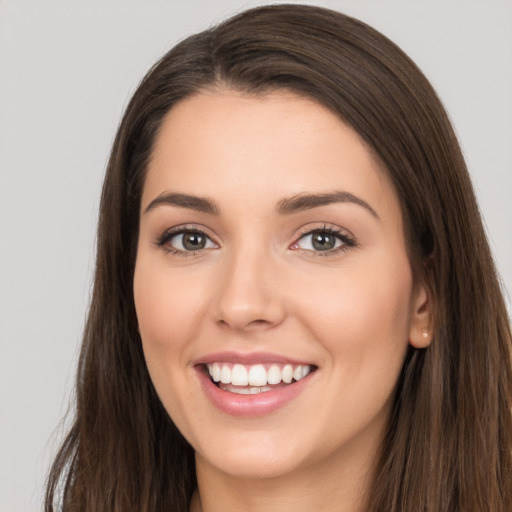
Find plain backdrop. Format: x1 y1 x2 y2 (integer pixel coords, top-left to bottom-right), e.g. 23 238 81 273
0 1 510 510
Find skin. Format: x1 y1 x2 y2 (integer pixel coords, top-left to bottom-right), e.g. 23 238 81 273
133 90 431 512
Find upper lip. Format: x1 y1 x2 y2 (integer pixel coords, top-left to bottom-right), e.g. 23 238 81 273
192 351 316 367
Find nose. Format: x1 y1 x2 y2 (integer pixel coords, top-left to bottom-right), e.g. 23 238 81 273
212 247 286 332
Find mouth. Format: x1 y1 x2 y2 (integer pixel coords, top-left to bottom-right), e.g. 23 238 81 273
193 352 318 416
203 362 316 395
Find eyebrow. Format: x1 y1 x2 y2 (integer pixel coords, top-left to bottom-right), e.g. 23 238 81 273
144 190 378 219
144 192 220 215
276 191 379 218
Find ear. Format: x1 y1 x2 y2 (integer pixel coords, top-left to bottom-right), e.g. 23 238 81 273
408 283 433 348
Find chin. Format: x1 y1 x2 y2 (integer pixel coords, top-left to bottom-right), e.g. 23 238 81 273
193 428 309 480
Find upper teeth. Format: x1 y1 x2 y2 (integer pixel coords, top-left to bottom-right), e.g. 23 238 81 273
207 363 312 386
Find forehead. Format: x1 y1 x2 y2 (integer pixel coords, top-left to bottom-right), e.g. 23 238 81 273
143 89 400 225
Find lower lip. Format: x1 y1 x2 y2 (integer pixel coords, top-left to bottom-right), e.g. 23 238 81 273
195 367 314 417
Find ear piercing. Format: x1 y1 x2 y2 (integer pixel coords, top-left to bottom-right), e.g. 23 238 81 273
422 328 428 339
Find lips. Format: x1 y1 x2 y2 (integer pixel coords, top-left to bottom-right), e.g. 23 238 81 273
194 353 317 416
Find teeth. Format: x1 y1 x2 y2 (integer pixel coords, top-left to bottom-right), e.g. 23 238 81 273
282 364 293 384
207 362 312 387
219 384 274 394
212 362 221 382
248 365 267 386
267 364 281 385
231 364 248 385
220 365 231 384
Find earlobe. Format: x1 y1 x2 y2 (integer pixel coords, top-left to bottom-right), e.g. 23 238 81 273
409 284 433 349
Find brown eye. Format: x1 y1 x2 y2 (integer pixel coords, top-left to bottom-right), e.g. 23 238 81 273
182 232 206 250
168 230 215 252
311 232 336 251
293 228 355 254
297 230 342 252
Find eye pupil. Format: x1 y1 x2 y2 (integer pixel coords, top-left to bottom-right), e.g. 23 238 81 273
183 232 206 250
312 232 335 251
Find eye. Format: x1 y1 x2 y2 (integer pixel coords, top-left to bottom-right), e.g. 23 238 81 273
291 227 356 254
157 228 216 254
172 231 214 251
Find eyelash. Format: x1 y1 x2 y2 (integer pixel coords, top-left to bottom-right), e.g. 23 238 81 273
291 225 357 257
155 225 215 257
155 224 357 257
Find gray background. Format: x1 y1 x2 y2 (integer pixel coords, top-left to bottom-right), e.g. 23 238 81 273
0 1 510 510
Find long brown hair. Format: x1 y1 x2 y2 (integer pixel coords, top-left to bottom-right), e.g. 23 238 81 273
45 5 512 511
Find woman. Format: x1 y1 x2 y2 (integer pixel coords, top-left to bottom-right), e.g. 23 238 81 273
45 4 512 511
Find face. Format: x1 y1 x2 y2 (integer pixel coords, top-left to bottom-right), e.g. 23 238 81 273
134 90 430 483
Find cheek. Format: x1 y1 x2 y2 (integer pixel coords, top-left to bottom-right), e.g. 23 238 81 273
134 260 209 357
133 263 206 420
293 257 414 440
133 259 205 424
294 255 413 366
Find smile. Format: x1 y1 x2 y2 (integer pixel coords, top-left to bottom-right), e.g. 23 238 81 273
207 362 313 394
195 355 317 416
